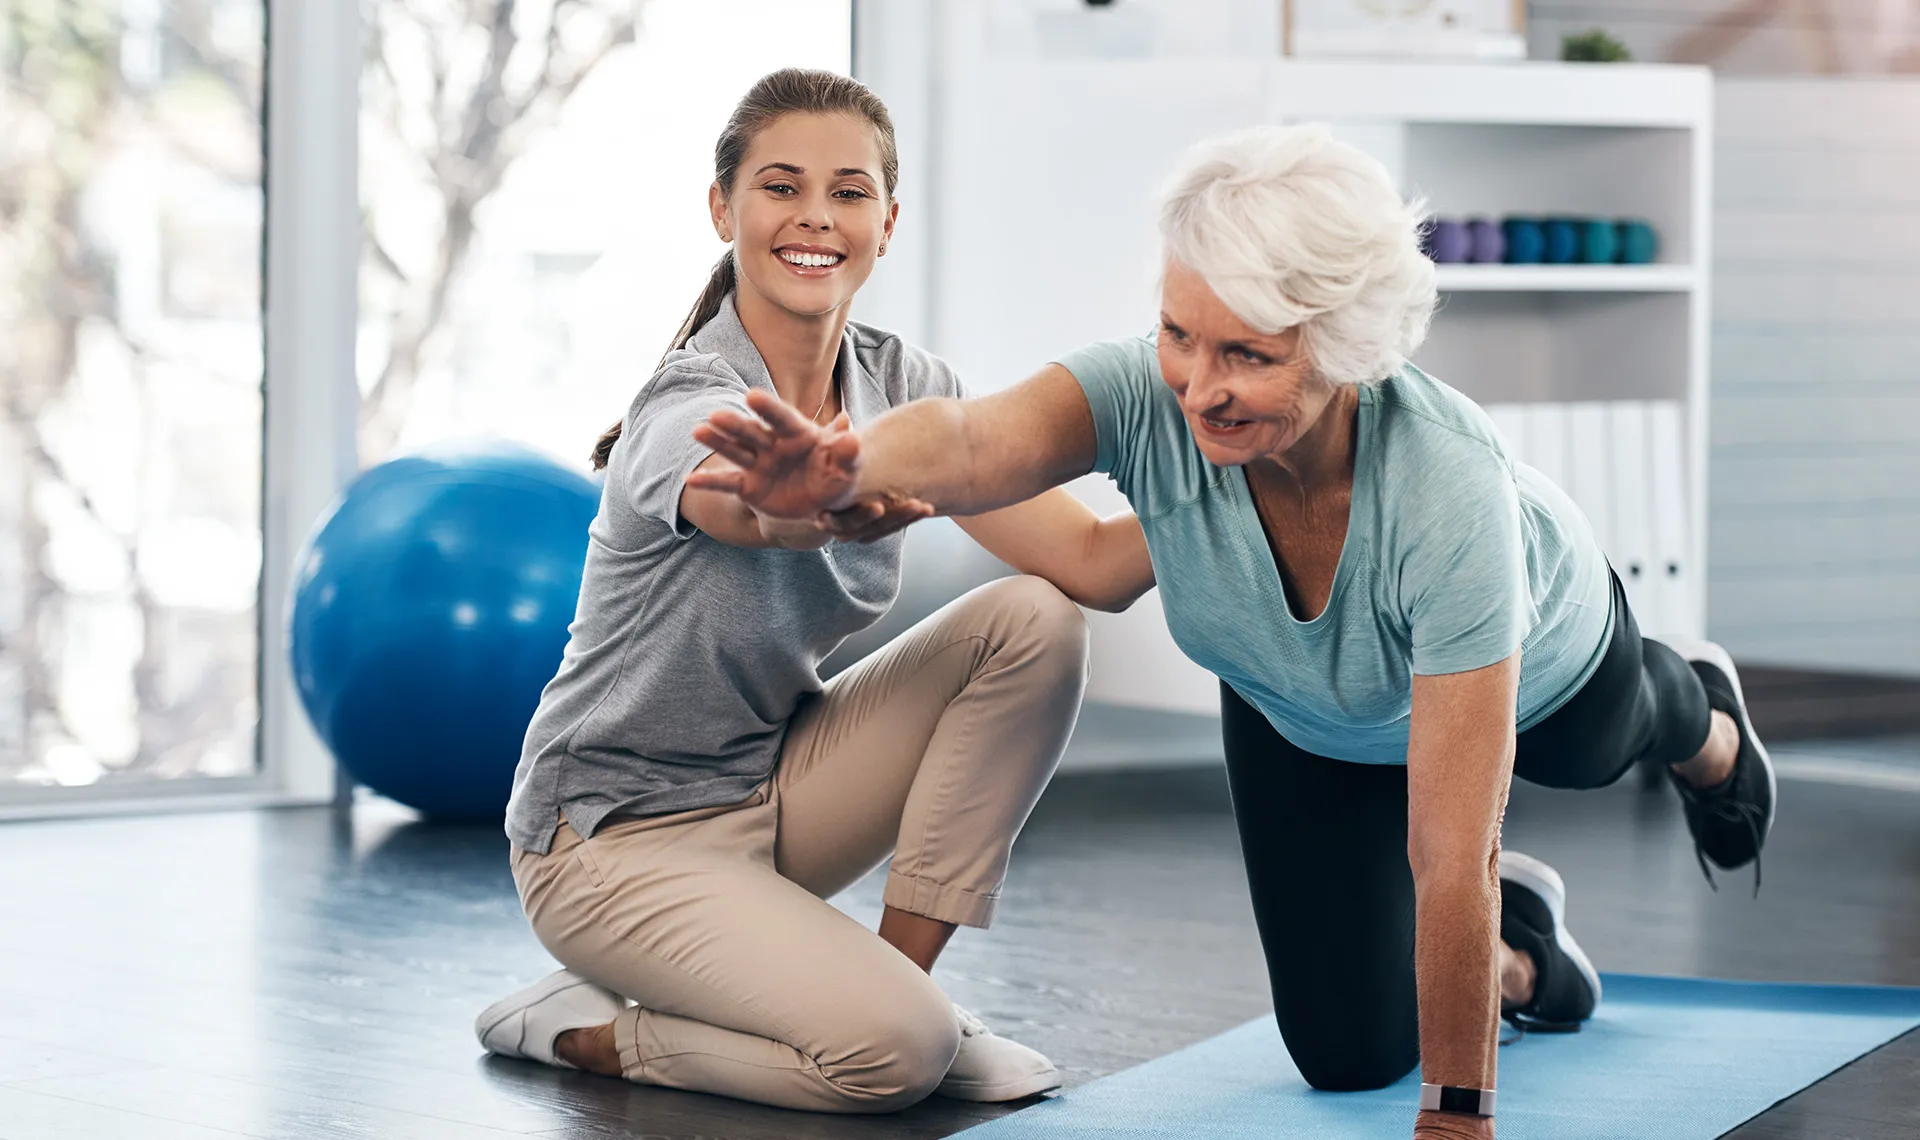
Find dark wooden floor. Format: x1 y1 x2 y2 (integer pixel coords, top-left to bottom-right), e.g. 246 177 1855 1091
1743 666 1920 742
2 744 1917 1139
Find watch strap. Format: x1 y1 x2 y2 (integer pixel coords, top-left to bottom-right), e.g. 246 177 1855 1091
1419 1083 1496 1117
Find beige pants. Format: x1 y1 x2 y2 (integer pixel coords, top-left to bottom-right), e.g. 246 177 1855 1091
511 576 1089 1113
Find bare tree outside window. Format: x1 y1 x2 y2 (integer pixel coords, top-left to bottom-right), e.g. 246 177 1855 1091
357 0 642 461
356 0 852 468
1 1 846 790
1 1 265 788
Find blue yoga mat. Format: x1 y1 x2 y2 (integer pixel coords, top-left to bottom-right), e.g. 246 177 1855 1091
959 975 1920 1139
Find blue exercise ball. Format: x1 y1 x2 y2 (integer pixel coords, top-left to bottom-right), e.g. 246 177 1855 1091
289 440 601 820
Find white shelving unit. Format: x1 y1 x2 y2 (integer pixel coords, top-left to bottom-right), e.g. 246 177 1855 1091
1433 265 1699 293
1290 62 1714 659
856 15 1714 718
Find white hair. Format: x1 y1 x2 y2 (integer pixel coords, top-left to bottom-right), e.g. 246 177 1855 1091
1158 123 1437 387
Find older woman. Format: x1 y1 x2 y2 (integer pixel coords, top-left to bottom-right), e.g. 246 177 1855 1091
689 124 1774 1139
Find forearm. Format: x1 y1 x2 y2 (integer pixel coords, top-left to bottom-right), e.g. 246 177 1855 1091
707 510 832 551
1405 656 1520 1139
753 512 834 550
954 492 1154 612
1414 870 1503 1138
1413 866 1503 1091
997 511 1150 612
1077 515 1156 611
851 398 1064 515
681 482 830 550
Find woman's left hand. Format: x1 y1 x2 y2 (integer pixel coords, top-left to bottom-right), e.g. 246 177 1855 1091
1414 1109 1494 1139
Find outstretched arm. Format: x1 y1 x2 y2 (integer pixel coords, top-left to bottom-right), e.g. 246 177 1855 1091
689 364 1098 518
690 363 1154 608
676 413 935 550
1406 654 1520 1140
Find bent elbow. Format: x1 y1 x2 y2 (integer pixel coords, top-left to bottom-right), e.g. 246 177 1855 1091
1066 580 1152 613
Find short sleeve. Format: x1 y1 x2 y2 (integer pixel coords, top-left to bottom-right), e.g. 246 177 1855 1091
613 360 749 537
1053 335 1161 497
921 353 970 402
1398 439 1536 676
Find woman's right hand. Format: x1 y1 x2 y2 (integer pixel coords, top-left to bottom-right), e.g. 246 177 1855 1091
690 393 862 520
747 490 934 550
821 490 935 543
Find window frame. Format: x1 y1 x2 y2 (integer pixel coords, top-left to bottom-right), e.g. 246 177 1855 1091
0 0 355 820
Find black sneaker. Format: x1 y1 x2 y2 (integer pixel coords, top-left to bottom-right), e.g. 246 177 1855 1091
1666 640 1776 894
1498 851 1600 1033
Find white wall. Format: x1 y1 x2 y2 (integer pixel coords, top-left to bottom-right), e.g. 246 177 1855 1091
1526 1 1920 675
1529 0 1920 683
1706 78 1920 675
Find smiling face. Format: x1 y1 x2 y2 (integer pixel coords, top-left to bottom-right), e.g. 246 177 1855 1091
710 111 897 322
1157 259 1344 468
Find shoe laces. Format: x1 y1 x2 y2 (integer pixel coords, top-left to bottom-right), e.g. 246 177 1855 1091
953 1004 992 1039
1684 790 1766 899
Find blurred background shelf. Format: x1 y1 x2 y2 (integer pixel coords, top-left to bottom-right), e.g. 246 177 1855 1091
1435 264 1700 293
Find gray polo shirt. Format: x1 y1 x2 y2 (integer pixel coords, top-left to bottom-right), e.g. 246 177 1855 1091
505 296 967 854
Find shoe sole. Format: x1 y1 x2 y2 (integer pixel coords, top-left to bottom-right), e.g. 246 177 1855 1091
938 1067 1063 1102
1498 850 1601 1009
475 971 593 1059
1668 638 1777 848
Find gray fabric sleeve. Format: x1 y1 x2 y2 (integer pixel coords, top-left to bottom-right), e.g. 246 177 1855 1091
879 330 971 402
614 361 750 538
923 353 970 401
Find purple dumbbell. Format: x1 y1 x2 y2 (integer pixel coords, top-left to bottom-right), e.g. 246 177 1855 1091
1466 218 1505 264
1428 219 1472 264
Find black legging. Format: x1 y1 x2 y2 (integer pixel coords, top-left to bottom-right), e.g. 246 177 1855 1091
1220 571 1710 1092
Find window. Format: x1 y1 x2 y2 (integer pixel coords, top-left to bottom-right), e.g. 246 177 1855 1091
1 2 266 788
357 0 854 468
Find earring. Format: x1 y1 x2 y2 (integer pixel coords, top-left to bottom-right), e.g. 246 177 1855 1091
878 243 888 255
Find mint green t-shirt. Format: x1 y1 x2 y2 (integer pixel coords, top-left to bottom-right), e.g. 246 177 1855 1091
1059 336 1614 763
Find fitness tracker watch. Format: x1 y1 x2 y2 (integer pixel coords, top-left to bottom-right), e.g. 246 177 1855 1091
1419 1083 1496 1117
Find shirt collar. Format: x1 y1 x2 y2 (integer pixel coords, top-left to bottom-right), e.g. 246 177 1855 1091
684 292 879 425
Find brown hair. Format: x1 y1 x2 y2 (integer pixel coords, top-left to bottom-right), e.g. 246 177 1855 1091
590 68 900 470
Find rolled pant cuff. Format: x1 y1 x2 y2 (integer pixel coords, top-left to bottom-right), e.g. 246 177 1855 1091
883 870 998 929
613 1006 649 1082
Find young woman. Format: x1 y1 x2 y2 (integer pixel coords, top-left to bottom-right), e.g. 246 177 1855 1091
691 124 1776 1140
473 69 1150 1113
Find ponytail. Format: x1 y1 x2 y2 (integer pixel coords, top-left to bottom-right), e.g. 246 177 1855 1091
590 253 738 471
666 253 739 366
592 68 898 472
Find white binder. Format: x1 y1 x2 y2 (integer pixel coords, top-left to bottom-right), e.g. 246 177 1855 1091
1607 402 1664 638
1647 401 1697 640
1521 404 1570 495
1563 402 1615 568
1484 403 1528 460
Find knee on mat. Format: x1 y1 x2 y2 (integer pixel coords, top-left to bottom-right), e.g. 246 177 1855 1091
818 989 961 1112
1289 1035 1418 1093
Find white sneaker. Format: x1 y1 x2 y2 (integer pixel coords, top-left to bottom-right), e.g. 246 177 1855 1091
936 1004 1062 1102
475 969 625 1068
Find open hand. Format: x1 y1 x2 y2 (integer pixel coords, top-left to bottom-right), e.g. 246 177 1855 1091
690 391 862 519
